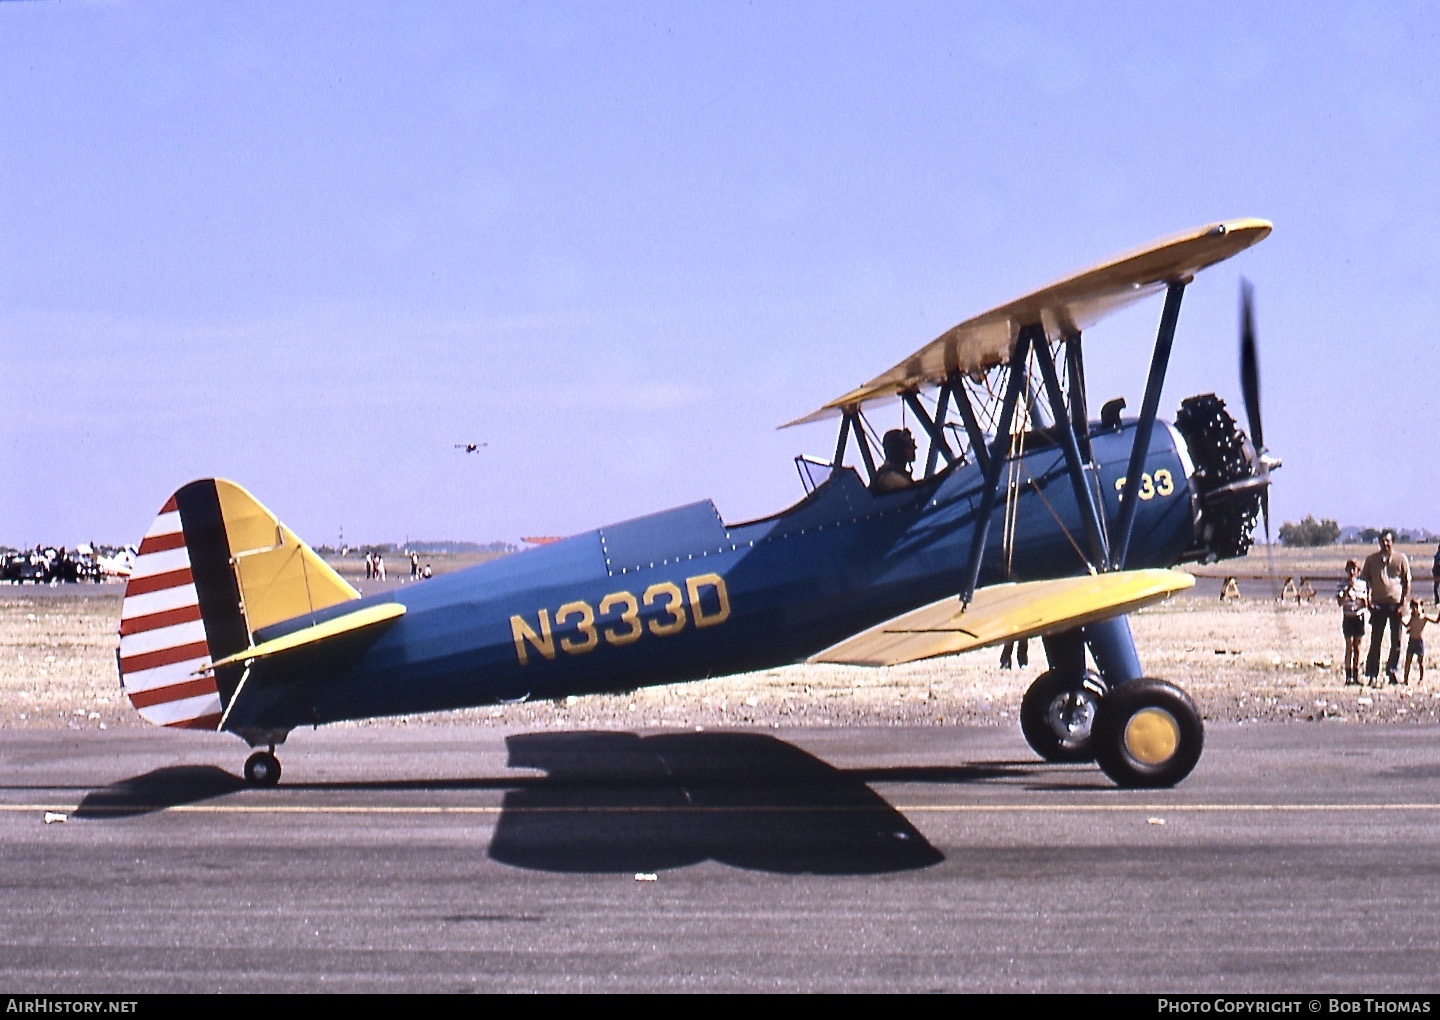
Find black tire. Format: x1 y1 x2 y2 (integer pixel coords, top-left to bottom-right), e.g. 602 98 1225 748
1092 678 1203 788
1020 670 1106 762
244 750 282 787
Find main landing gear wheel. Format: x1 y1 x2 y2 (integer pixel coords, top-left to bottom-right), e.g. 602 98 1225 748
1020 670 1107 763
244 749 282 787
1092 678 1204 789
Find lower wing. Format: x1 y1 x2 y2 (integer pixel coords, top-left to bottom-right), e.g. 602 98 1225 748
810 569 1194 667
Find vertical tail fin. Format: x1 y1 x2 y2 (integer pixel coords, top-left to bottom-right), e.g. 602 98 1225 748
116 479 358 729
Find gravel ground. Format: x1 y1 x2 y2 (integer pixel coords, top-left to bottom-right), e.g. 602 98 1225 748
3 583 1439 735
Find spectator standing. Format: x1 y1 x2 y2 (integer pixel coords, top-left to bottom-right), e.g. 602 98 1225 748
1336 559 1368 685
1432 542 1439 604
1000 638 1029 670
1360 530 1411 686
1403 599 1439 685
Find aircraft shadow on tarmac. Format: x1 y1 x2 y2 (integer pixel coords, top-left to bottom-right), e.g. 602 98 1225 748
75 765 246 818
488 732 1091 873
72 730 1062 874
484 730 950 874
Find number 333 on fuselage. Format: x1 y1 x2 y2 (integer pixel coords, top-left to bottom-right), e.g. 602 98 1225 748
116 218 1275 790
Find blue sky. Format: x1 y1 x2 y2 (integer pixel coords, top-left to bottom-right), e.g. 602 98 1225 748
2 1 1435 550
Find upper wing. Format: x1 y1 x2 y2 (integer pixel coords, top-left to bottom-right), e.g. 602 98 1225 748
785 218 1271 427
809 569 1194 667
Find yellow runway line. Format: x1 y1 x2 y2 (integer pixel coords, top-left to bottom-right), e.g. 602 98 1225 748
6 802 1440 816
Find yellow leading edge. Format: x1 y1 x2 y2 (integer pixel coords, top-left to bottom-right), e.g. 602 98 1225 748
809 568 1195 667
208 602 407 671
786 218 1272 427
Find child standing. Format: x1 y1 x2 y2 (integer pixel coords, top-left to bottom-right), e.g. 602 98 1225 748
1336 559 1368 685
1403 599 1440 685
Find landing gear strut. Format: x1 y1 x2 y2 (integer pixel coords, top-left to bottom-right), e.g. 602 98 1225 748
244 748 282 787
1024 619 1204 786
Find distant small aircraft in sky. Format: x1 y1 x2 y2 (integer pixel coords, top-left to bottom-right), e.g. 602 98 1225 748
454 443 487 453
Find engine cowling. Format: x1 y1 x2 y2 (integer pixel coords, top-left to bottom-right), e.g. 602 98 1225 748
1173 393 1264 561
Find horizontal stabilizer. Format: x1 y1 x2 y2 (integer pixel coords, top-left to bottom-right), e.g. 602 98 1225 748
208 602 406 670
810 569 1194 667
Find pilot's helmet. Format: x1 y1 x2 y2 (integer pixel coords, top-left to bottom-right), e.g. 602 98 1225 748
883 428 916 464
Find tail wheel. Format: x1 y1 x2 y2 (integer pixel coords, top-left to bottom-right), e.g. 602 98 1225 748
1092 678 1203 788
244 749 282 787
1020 670 1107 763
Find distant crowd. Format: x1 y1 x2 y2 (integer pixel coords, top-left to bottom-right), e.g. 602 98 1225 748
1335 532 1440 687
363 550 431 582
0 544 122 584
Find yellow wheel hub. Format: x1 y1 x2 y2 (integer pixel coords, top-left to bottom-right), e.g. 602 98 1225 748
1123 707 1180 765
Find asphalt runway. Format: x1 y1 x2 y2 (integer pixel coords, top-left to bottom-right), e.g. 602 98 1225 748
3 722 1440 994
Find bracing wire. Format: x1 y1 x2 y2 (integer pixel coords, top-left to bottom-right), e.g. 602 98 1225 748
999 339 1093 575
1000 352 1035 580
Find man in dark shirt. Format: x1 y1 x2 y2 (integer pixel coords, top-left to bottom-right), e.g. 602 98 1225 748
869 429 918 494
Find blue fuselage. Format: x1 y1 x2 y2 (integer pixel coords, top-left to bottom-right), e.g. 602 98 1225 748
231 421 1201 733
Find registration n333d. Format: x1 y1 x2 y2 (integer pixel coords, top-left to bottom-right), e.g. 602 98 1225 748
510 573 731 665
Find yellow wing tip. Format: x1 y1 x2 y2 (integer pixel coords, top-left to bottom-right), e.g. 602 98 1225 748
1213 217 1272 246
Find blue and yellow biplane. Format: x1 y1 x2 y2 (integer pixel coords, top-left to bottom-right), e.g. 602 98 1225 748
117 219 1275 789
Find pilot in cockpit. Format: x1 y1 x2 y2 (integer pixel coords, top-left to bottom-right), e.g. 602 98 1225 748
869 428 918 494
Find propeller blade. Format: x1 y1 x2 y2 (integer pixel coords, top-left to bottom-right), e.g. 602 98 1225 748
1239 278 1264 454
